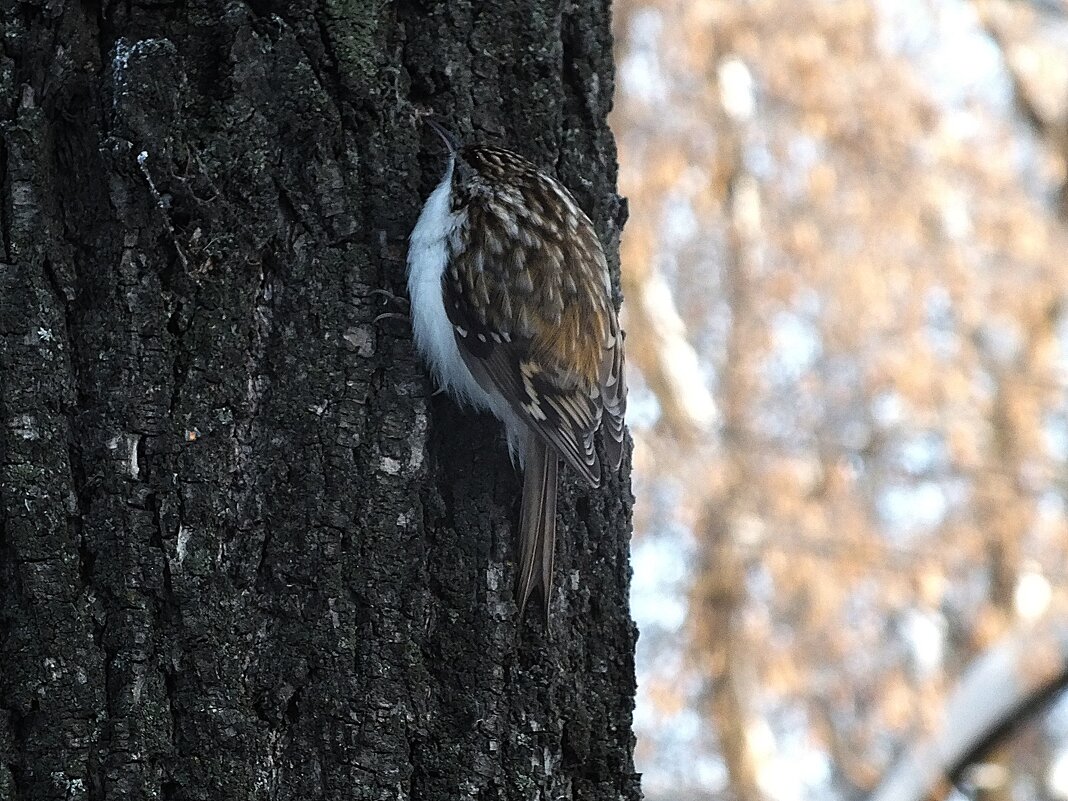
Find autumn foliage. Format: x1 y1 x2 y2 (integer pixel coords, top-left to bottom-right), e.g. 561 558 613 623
613 2 1068 799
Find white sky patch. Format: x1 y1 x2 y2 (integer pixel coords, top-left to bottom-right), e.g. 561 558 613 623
745 563 775 606
1046 414 1068 463
1049 748 1068 800
874 0 1010 111
938 185 973 241
630 537 688 632
1037 491 1066 532
620 9 669 104
898 431 946 474
661 194 699 245
694 754 729 794
879 482 949 535
1015 569 1052 622
872 391 906 426
625 377 662 429
744 137 776 181
718 57 755 121
768 311 822 381
902 608 946 677
631 507 706 795
924 285 954 327
760 739 832 801
780 133 826 200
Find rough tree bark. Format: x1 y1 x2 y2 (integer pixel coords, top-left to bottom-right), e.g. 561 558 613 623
0 2 637 799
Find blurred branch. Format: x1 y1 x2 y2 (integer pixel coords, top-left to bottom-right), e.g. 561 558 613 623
690 79 771 801
973 294 1062 641
727 528 1068 584
972 0 1068 214
972 0 1068 150
870 623 1068 801
693 503 767 801
619 171 718 441
617 1 1068 797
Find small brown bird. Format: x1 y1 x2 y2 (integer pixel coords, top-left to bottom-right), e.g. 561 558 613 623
407 122 626 618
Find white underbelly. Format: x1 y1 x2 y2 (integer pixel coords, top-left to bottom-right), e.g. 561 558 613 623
408 167 482 402
407 162 525 462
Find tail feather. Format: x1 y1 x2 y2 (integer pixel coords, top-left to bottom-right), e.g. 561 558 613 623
516 437 559 620
603 420 625 474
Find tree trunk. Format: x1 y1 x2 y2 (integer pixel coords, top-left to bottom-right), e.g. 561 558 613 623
0 2 637 800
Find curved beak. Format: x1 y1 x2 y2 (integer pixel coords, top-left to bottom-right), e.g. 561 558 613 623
426 119 458 155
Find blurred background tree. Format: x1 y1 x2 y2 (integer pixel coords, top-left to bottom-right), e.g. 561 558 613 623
611 1 1068 799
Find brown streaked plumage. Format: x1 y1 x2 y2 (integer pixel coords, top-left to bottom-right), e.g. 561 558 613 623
407 125 626 619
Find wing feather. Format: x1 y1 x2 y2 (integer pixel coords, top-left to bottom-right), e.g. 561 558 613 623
443 146 627 486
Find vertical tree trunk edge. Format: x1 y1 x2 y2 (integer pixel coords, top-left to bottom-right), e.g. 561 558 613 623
0 2 639 800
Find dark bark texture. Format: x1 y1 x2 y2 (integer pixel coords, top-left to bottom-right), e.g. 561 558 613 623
0 1 637 799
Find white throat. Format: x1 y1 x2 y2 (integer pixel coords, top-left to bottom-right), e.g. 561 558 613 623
406 158 525 462
408 161 491 406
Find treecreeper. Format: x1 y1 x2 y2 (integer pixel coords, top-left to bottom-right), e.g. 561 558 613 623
407 122 627 619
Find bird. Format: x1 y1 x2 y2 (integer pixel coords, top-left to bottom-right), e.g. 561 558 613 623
407 121 626 619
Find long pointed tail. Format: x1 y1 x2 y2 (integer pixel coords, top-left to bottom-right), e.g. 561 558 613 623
516 437 558 620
